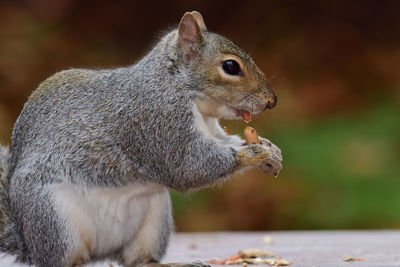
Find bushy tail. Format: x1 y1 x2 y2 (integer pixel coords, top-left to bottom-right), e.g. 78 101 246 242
0 145 26 262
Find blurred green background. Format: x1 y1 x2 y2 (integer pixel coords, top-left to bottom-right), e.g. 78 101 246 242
0 0 399 231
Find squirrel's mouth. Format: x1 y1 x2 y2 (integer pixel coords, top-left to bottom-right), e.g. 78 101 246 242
220 105 253 122
233 108 252 122
194 98 256 122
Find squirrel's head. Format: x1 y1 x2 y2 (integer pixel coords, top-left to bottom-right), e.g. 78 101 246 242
175 11 277 121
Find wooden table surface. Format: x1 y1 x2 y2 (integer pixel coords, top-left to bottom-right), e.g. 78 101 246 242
163 231 400 267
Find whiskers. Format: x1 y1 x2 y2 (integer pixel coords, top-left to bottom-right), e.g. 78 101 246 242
241 94 260 113
267 73 279 82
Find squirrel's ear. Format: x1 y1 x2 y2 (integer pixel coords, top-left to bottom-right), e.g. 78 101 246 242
178 12 204 63
190 11 207 31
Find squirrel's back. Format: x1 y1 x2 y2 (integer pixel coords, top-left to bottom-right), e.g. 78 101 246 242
8 56 196 188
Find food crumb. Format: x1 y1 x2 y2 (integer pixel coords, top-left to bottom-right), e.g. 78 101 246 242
206 248 291 266
238 248 275 258
262 235 274 245
343 256 365 262
223 126 230 135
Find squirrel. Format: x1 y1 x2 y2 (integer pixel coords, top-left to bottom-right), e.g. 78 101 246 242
0 11 282 267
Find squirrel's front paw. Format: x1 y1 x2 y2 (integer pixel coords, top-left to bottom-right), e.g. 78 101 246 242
237 142 282 176
258 137 282 176
259 137 282 155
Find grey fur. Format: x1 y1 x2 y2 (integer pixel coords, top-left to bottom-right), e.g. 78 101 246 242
0 145 27 262
0 11 281 267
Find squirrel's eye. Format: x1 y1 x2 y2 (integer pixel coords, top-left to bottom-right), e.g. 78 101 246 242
222 60 241 76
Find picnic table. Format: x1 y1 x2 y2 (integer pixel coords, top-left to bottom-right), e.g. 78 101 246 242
163 231 400 267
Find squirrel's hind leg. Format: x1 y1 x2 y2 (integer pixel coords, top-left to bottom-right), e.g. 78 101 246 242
9 182 84 267
121 190 173 267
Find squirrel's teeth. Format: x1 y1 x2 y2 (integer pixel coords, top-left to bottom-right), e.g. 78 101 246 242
242 110 252 123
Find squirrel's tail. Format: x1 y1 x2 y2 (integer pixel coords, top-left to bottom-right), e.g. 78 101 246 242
0 145 26 261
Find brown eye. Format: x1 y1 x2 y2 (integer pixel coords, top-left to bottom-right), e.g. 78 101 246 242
222 60 241 76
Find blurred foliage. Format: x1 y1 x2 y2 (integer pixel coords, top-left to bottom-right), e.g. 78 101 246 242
0 0 399 230
172 100 400 231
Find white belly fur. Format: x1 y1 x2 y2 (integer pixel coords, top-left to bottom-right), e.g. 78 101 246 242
50 182 167 260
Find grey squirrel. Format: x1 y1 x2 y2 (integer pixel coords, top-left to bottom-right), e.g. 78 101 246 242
0 11 282 267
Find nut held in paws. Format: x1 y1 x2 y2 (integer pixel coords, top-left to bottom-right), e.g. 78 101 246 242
244 126 260 144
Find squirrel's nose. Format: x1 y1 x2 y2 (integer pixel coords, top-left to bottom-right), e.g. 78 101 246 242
264 95 277 110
